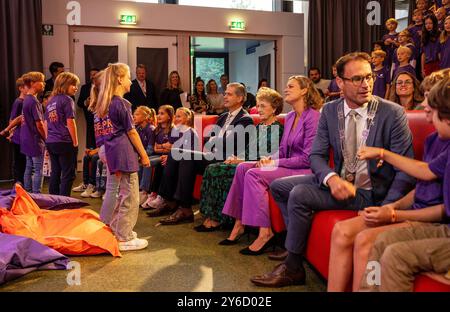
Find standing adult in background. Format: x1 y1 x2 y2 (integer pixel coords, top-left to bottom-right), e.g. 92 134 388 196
77 68 99 150
206 79 225 115
308 67 330 98
160 70 183 110
218 74 229 95
44 62 65 95
251 52 415 288
241 82 256 110
125 64 158 112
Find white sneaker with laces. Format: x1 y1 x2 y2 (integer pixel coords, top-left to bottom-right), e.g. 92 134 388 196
118 237 148 251
90 190 103 198
80 184 95 198
72 183 87 192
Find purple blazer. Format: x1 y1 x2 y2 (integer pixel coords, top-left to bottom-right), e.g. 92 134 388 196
274 108 320 169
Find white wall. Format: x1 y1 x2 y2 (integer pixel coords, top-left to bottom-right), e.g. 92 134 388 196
229 41 275 94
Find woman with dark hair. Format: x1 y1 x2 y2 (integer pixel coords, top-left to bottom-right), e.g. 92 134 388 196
188 79 209 114
258 79 269 90
388 71 424 110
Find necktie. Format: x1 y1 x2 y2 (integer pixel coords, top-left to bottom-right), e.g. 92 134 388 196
344 110 359 182
219 113 233 137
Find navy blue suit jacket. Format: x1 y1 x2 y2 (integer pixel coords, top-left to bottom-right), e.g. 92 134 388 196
310 97 416 205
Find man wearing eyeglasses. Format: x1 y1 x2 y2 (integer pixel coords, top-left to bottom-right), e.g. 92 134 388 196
251 52 415 288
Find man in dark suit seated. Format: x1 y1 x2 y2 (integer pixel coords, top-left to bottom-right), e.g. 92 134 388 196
147 83 254 225
44 61 65 95
124 64 158 112
251 52 416 288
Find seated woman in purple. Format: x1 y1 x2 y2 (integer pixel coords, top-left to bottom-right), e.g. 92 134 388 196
221 76 323 255
44 72 80 197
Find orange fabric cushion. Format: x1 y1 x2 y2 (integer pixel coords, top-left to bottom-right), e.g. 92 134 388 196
0 184 120 257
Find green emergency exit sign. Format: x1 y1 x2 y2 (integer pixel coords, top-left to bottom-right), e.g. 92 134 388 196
229 20 246 31
120 15 137 25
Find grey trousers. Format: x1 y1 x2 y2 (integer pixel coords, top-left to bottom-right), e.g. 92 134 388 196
269 174 374 256
109 172 140 242
360 223 450 292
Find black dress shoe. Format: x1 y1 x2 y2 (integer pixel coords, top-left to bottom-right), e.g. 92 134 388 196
146 205 175 218
218 232 246 246
194 224 222 232
239 236 276 256
268 249 288 261
250 263 306 288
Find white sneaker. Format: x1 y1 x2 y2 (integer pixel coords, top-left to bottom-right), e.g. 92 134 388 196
118 237 148 251
72 183 87 192
102 194 105 200
80 184 95 197
90 190 103 198
132 231 137 239
148 195 166 209
141 192 157 208
139 192 148 206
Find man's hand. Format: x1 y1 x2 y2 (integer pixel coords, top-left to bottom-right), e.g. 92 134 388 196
327 175 356 201
361 204 395 227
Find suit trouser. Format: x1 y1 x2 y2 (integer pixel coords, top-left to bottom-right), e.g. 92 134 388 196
270 174 374 256
159 152 217 207
360 223 450 292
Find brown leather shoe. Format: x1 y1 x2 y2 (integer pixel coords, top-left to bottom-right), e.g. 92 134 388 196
268 249 288 261
159 208 194 225
250 263 306 288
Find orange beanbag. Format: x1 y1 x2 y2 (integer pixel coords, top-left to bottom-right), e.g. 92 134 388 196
0 184 120 257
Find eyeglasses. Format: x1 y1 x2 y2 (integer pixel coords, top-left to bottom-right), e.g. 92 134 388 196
396 80 413 86
341 74 375 86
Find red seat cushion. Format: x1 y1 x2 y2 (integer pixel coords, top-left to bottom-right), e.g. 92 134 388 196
406 111 436 161
305 211 358 279
413 274 450 292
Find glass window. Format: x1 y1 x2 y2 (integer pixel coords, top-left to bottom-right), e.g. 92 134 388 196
179 0 274 11
193 55 227 91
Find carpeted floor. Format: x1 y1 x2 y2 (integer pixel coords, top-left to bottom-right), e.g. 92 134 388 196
0 175 326 292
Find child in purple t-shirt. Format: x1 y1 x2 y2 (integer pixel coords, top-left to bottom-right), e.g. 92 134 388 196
372 50 391 99
358 75 450 292
325 65 341 102
439 16 450 69
94 63 150 251
382 18 399 66
20 72 46 194
133 106 156 204
141 104 176 208
44 72 80 197
0 77 27 185
392 46 417 80
421 15 441 77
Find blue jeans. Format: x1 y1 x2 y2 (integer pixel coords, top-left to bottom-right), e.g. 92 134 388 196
96 160 106 191
139 154 163 192
24 154 44 193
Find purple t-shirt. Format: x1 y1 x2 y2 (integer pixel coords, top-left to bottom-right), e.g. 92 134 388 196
422 39 441 63
44 94 75 144
373 67 391 98
136 124 155 150
382 33 398 64
104 96 139 174
440 38 450 69
408 24 423 53
413 133 450 209
171 127 200 151
93 113 113 148
9 98 23 145
429 146 450 218
327 79 340 101
154 127 179 146
392 64 417 80
20 95 44 157
393 44 417 67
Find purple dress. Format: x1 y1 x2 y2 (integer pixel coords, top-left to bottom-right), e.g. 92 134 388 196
222 108 321 228
20 95 44 157
9 98 23 145
413 133 450 209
